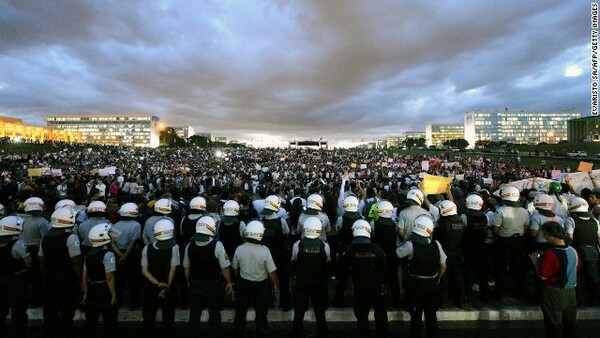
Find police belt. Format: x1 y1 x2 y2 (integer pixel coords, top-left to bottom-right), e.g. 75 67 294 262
88 279 107 285
409 273 438 279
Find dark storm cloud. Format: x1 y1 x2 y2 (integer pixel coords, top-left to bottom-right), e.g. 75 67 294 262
0 0 590 145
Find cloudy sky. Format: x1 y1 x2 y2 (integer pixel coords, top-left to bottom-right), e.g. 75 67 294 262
0 0 591 146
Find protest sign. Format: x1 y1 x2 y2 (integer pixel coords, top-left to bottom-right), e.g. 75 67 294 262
28 168 42 177
422 174 452 194
578 161 594 172
567 170 600 194
421 161 429 171
360 164 367 170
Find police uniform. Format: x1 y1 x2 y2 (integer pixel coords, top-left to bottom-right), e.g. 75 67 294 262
231 241 277 337
338 236 388 336
298 210 331 242
434 214 466 308
460 209 491 299
333 211 363 305
397 238 447 338
0 237 30 337
217 217 245 266
83 246 117 336
180 213 203 243
290 236 331 337
39 228 82 338
529 211 563 253
396 204 429 242
111 217 142 308
567 214 600 303
372 216 401 307
183 238 231 338
262 213 291 309
140 240 180 333
19 213 49 306
492 204 529 299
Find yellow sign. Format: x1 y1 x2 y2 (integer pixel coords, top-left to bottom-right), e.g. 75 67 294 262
27 168 42 177
422 174 453 195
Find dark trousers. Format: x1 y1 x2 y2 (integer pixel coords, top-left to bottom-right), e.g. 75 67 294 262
27 245 43 306
234 278 271 337
189 280 223 338
463 243 490 298
42 274 79 338
142 282 175 334
115 250 141 308
353 283 388 337
384 252 400 304
271 249 291 307
541 286 577 338
494 236 525 299
408 277 439 338
438 251 465 307
84 283 118 337
0 274 28 338
576 246 600 302
292 280 328 336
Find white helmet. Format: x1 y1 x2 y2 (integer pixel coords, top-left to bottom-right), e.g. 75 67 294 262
264 195 281 212
307 194 323 211
89 223 112 247
153 219 175 240
438 200 457 216
500 186 520 202
534 194 554 211
244 220 265 241
376 200 394 218
343 196 359 212
154 198 172 215
303 216 323 239
352 219 372 238
55 199 75 210
195 216 217 237
407 188 424 206
223 200 240 216
0 216 24 236
0 203 4 217
568 197 589 213
466 194 484 211
87 201 107 214
189 196 207 211
118 202 139 217
50 207 76 228
24 197 45 212
413 215 434 238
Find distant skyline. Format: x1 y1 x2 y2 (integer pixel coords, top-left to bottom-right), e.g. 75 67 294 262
0 1 591 147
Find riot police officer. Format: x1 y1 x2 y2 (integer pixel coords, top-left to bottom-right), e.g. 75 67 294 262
180 196 207 243
291 216 331 338
20 197 49 307
372 200 402 309
0 216 32 338
111 202 142 309
78 201 109 256
218 200 245 263
184 216 233 338
338 219 388 337
82 223 118 337
142 198 175 245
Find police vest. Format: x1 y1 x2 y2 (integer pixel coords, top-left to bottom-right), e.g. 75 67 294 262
218 220 242 258
188 240 222 281
434 215 465 253
0 239 26 276
41 230 75 275
296 238 328 283
372 218 397 255
147 243 174 283
86 249 109 283
572 217 599 247
464 210 488 244
181 216 200 241
408 240 441 278
348 242 384 283
339 216 357 245
263 218 284 251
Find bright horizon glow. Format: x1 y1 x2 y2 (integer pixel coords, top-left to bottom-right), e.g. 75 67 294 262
564 65 582 77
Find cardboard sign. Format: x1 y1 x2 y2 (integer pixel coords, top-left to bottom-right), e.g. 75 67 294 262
566 170 600 194
422 174 453 194
28 168 42 177
360 164 367 170
421 161 429 171
578 161 594 172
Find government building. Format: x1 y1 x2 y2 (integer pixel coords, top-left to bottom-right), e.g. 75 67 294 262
0 116 82 143
47 114 160 147
464 110 582 147
425 123 464 147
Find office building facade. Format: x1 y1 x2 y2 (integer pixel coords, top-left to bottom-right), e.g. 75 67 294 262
172 126 195 139
568 116 600 142
425 123 465 147
47 114 160 147
464 110 582 147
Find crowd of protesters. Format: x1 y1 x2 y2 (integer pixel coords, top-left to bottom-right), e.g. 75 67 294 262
0 141 599 338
